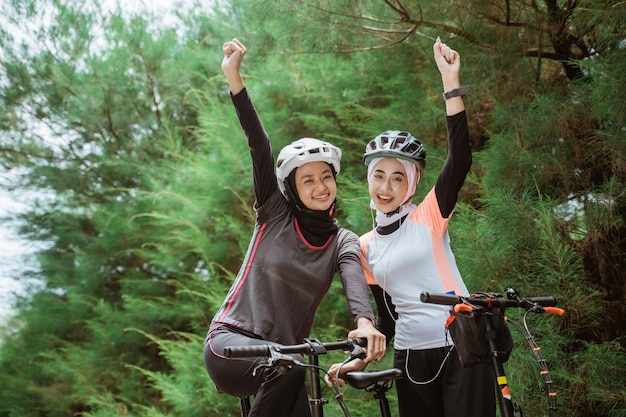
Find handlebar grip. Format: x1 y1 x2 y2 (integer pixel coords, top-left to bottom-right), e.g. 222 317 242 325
354 337 367 347
224 345 272 358
528 297 557 307
544 307 565 316
420 291 462 306
315 337 367 353
454 304 473 313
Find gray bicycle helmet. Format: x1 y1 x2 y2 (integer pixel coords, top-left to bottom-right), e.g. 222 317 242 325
364 130 426 169
276 137 342 197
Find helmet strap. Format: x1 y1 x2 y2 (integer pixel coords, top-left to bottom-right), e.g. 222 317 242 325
385 205 402 218
375 203 416 229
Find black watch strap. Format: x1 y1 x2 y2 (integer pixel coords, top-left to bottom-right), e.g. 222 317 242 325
442 85 471 100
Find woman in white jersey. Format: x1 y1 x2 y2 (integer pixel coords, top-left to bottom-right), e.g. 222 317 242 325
328 39 495 417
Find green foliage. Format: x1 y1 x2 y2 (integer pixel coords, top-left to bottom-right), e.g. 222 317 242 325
0 1 624 417
127 331 235 417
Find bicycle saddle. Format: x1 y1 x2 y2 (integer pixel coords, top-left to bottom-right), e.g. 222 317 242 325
344 368 403 389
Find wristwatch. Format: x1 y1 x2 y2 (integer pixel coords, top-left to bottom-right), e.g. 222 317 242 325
442 85 471 100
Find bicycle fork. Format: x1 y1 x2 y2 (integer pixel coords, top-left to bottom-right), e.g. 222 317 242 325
486 322 523 417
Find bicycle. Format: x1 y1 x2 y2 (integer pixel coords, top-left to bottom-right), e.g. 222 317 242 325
420 287 565 417
224 337 403 417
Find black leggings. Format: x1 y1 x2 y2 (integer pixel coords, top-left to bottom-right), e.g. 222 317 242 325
203 325 311 417
394 346 495 417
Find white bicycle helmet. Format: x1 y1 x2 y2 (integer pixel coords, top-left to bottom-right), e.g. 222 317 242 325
276 137 342 196
364 130 426 169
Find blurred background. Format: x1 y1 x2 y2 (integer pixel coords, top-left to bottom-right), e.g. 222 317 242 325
0 0 624 416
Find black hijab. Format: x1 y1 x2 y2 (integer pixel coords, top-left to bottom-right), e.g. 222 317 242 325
284 164 339 246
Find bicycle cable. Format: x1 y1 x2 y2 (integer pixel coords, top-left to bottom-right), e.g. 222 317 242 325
506 311 558 417
330 356 361 417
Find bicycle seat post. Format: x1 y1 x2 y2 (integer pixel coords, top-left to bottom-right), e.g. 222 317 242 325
344 368 402 417
371 384 394 417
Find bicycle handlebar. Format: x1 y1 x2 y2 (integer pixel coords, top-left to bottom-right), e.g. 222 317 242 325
224 337 368 359
420 288 564 316
420 292 555 307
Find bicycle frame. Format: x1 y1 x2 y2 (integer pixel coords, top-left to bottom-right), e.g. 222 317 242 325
421 288 564 417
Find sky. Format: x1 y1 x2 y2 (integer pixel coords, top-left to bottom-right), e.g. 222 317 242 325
0 0 185 323
0 189 32 321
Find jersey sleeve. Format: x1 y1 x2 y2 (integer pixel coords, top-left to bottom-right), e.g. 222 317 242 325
336 228 376 323
231 88 278 207
411 188 450 236
359 231 378 285
434 110 472 218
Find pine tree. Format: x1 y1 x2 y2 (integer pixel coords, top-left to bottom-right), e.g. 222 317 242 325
0 1 624 416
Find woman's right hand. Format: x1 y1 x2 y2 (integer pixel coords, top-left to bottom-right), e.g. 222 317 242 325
222 38 246 94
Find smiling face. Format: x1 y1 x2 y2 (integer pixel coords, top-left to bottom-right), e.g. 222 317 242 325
368 158 410 213
294 161 337 211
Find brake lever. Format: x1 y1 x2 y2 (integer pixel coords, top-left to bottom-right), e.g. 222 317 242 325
349 344 367 361
252 347 307 376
